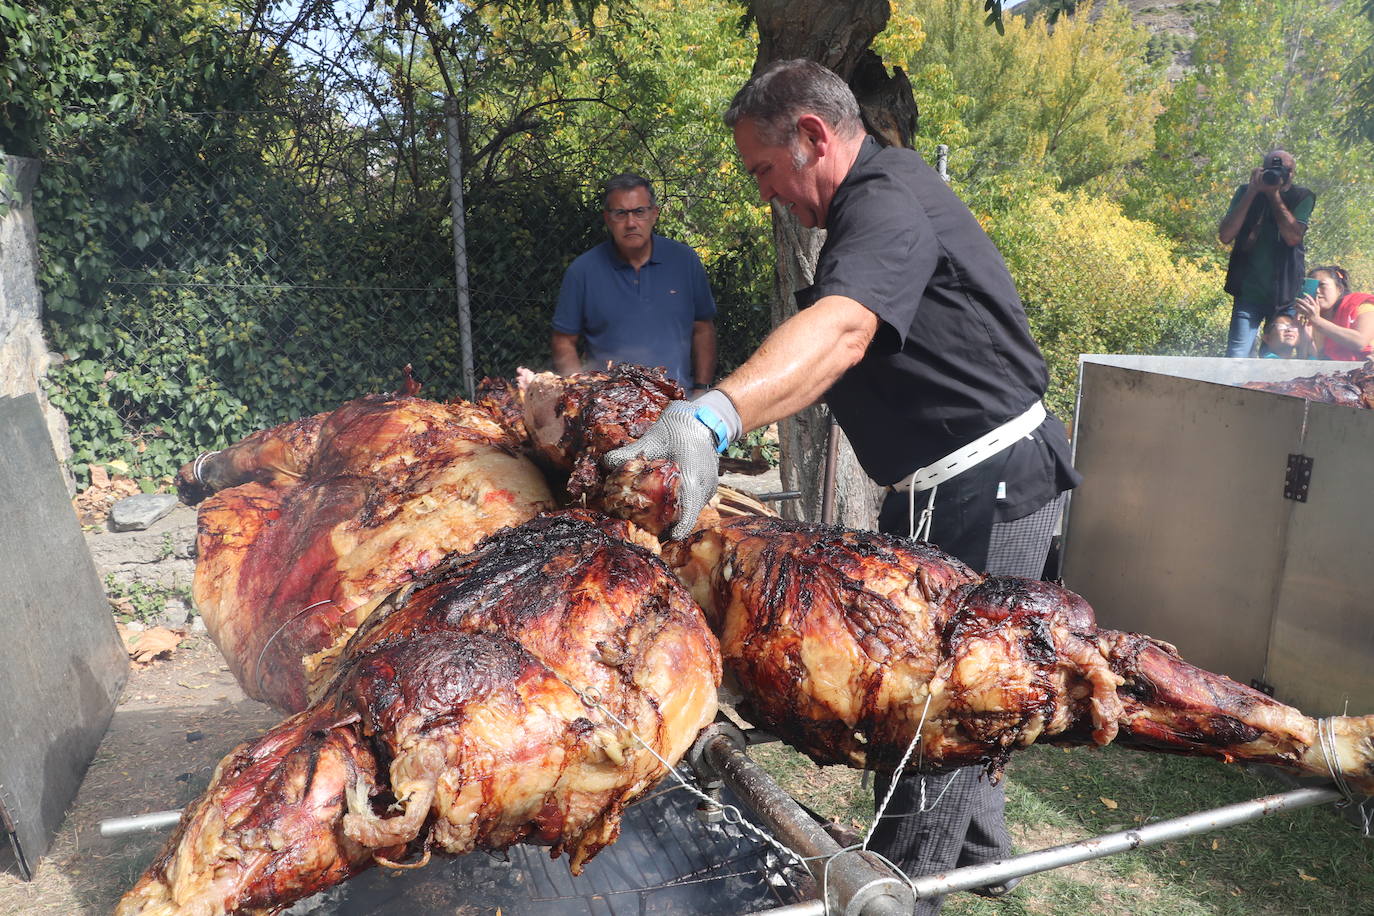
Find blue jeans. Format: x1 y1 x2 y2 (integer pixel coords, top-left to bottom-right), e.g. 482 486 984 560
1226 299 1271 357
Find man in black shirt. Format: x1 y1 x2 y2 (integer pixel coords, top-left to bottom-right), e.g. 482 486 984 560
606 59 1079 909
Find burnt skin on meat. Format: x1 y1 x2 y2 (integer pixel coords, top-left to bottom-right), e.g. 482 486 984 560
178 392 555 711
666 516 1374 794
1243 359 1374 408
115 704 397 916
514 364 698 535
118 512 720 916
473 374 530 443
520 364 680 494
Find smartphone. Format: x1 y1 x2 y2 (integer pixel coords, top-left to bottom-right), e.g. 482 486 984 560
1302 277 1320 298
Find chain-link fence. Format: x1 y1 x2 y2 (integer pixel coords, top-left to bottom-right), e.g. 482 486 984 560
38 101 1374 481
116 111 773 398
37 106 775 477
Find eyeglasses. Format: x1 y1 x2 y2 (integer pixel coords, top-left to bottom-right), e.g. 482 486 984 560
605 206 656 221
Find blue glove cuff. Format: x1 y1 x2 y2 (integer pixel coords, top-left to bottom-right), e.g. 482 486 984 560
693 405 732 454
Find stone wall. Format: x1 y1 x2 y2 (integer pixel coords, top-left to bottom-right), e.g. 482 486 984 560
1 155 73 489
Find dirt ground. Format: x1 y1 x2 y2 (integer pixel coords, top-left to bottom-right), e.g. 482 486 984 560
0 639 281 913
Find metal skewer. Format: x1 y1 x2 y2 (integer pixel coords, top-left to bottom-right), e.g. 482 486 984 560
99 809 183 837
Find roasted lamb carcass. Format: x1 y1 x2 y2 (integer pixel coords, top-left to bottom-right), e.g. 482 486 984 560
667 516 1374 794
1243 359 1374 407
119 512 721 916
176 391 554 711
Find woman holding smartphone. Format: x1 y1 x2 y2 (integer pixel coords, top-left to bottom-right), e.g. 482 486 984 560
1294 265 1374 360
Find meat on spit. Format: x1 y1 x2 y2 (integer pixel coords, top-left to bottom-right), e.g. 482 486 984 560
175 391 555 711
118 512 720 916
174 363 710 714
1243 359 1374 407
666 516 1374 794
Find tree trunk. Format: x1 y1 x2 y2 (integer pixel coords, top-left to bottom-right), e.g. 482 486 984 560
748 0 917 530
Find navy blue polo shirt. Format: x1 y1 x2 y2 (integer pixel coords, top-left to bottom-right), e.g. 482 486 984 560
801 136 1079 518
553 234 716 387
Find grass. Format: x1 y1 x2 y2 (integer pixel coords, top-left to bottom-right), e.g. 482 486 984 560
751 742 1374 915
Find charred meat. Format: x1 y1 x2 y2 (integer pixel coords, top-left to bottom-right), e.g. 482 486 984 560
1243 360 1374 407
178 393 554 711
118 512 720 916
667 516 1374 793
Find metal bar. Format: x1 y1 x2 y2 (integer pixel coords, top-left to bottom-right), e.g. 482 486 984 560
1 788 31 881
820 418 839 526
751 902 825 916
754 491 803 503
443 96 476 399
703 734 914 916
907 784 1344 899
99 809 183 838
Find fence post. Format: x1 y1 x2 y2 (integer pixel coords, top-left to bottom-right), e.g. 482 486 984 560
444 96 476 399
936 144 949 183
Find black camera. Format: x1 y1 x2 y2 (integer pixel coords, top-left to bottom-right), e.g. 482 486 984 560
1261 154 1291 186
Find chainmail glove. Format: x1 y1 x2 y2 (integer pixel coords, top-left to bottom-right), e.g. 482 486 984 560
604 393 740 540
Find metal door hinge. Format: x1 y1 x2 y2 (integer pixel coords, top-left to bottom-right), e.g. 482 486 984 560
1284 454 1313 502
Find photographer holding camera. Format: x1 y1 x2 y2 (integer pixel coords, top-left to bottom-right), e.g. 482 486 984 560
1217 149 1315 357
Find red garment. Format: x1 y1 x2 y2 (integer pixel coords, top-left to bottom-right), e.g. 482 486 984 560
1320 292 1374 360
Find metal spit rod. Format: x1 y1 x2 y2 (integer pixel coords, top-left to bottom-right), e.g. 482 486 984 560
699 730 914 916
753 491 803 503
99 809 183 837
905 784 1345 899
748 783 1347 915
94 752 1348 909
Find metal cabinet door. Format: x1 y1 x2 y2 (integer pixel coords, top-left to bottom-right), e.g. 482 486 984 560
1265 401 1374 715
1063 363 1307 686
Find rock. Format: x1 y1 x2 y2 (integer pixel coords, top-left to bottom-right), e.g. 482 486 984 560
85 504 198 596
109 493 179 532
154 596 192 629
189 615 207 635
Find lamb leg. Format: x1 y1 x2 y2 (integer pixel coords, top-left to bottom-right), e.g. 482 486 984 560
668 516 1374 797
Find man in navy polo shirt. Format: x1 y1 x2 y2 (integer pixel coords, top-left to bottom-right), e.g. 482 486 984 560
551 173 718 393
607 61 1080 912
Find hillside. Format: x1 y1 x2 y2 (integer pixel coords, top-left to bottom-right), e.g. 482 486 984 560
1012 0 1218 80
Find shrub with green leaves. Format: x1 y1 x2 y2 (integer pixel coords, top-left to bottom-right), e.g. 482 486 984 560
968 174 1230 420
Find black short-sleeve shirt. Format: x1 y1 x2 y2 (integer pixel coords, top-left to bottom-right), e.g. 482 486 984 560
799 137 1080 517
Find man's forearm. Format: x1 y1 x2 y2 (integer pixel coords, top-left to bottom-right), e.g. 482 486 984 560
550 334 581 375
691 322 717 388
1269 195 1305 247
715 296 877 432
1218 191 1256 244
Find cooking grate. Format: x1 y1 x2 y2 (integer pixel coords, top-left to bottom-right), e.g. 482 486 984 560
285 782 808 915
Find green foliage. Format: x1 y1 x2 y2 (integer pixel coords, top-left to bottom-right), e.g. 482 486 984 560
724 426 780 466
104 573 193 626
1127 0 1374 274
1145 31 1191 66
16 0 773 488
899 0 1164 190
35 0 1358 491
965 172 1230 419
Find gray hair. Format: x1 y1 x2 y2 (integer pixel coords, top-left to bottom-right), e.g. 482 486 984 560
601 173 657 209
724 59 864 147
